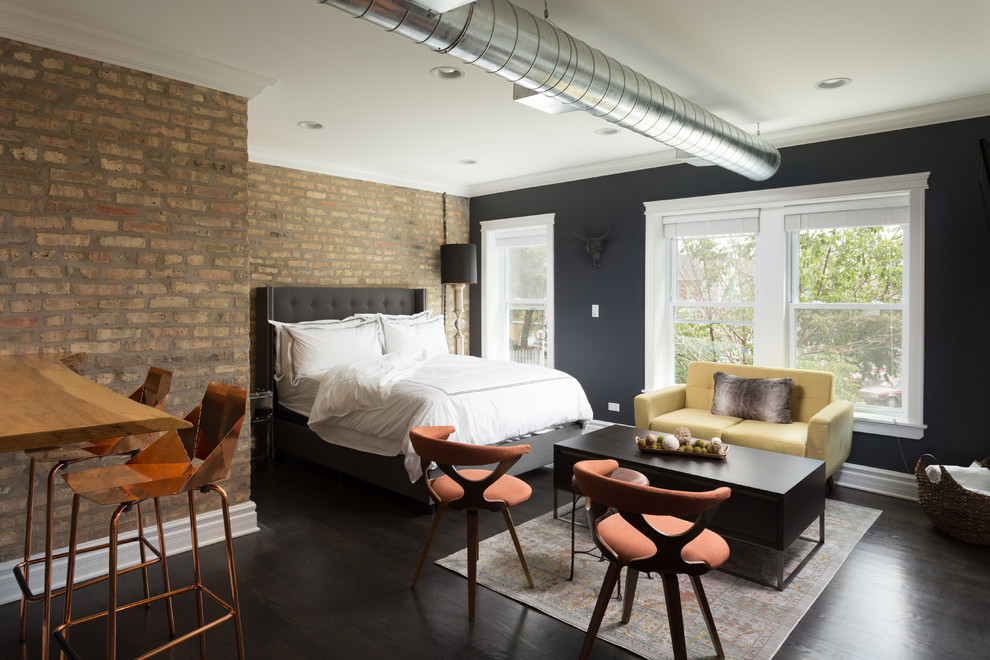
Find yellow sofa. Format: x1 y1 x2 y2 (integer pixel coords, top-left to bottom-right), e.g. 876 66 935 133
634 361 853 479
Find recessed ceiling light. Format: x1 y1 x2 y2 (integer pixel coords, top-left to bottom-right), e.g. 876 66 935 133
595 127 620 136
430 66 464 80
457 159 478 165
296 120 324 130
814 77 852 90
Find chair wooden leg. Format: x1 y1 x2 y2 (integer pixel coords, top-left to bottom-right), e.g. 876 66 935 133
621 569 639 623
578 561 622 660
411 503 446 588
153 497 175 636
188 491 207 659
501 507 534 589
661 573 687 660
691 574 725 659
19 456 37 641
467 510 479 619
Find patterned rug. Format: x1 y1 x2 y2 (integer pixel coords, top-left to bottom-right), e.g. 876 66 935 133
437 499 879 659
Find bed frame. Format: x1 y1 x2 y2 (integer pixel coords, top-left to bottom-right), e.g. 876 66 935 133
255 286 584 505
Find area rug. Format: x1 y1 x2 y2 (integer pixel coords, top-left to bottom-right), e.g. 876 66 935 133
437 499 879 659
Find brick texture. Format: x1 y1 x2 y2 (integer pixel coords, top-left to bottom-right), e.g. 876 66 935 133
1 37 472 564
0 38 250 561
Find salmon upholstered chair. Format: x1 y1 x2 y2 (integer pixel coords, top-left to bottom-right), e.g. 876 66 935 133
409 426 535 618
54 381 247 660
15 366 172 654
572 459 732 660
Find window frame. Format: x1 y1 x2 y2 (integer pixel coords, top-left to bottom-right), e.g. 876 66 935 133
644 173 928 438
480 214 555 367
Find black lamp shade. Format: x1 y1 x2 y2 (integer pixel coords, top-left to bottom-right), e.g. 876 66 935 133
440 243 478 284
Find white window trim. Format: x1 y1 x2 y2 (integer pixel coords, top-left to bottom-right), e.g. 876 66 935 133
644 173 928 439
480 214 555 366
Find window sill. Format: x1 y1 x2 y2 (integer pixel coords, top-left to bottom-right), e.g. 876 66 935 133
853 415 925 439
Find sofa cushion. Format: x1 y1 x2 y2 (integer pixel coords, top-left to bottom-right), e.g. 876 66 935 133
648 408 742 440
711 371 794 424
721 420 809 457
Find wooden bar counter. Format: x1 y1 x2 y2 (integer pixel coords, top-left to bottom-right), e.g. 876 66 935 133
0 356 191 453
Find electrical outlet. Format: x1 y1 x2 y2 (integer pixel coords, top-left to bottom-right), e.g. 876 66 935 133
608 402 620 412
592 304 599 317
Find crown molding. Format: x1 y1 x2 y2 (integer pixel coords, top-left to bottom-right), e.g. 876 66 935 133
0 1 276 98
250 146 471 197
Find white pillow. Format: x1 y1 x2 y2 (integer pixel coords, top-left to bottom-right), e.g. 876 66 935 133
354 310 433 323
269 317 368 381
381 315 449 356
282 318 383 381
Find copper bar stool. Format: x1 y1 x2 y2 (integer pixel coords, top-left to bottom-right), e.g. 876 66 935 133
14 366 172 658
53 381 247 660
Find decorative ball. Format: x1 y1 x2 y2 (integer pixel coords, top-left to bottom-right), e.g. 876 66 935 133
674 426 692 445
711 438 723 453
661 436 680 451
645 433 658 448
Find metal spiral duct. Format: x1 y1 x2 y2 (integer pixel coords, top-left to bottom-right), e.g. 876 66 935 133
318 0 780 181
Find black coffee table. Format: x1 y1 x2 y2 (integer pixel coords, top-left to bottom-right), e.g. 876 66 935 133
553 424 827 590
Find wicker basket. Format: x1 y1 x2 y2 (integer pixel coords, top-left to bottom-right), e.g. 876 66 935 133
915 454 990 545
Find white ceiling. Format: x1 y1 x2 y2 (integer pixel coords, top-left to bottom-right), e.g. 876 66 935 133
3 0 990 196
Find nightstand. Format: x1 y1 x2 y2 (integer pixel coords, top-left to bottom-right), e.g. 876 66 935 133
249 389 274 463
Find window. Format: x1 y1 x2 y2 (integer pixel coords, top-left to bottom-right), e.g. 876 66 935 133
481 215 554 367
645 174 927 438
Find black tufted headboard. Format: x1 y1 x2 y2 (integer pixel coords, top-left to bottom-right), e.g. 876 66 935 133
254 286 427 398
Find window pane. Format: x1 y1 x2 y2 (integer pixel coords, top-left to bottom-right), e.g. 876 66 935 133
794 308 902 409
798 226 903 304
506 245 546 300
673 305 754 382
508 306 547 366
675 235 756 303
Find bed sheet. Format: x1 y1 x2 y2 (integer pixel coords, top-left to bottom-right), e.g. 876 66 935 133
299 353 593 482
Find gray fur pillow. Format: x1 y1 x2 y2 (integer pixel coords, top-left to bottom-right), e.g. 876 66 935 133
711 371 794 424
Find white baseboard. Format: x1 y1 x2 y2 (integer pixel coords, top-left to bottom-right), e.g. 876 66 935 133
834 462 919 501
0 500 259 607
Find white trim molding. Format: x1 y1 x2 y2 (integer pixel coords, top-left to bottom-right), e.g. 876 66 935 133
0 500 259 607
0 2 276 99
834 462 919 502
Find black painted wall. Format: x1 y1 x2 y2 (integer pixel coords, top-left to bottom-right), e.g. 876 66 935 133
469 116 990 474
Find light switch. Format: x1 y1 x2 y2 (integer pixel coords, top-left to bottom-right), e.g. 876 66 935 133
608 402 620 412
591 304 599 318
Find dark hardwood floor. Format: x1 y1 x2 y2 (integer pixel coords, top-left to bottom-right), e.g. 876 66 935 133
3 455 989 659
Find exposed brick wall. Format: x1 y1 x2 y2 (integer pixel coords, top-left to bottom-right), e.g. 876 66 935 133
247 163 471 378
0 38 250 561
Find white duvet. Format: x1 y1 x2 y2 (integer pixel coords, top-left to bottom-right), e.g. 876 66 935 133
306 352 593 482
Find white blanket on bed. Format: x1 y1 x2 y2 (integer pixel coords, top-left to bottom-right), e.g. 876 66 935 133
306 353 593 482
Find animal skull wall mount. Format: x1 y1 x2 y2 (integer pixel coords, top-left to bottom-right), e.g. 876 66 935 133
571 227 610 268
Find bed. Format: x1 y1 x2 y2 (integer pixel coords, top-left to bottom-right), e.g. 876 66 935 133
254 286 592 505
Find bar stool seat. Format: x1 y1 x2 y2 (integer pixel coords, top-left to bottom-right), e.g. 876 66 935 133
569 467 649 581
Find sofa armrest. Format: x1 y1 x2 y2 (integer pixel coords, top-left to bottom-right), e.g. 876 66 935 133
634 385 687 429
807 400 854 478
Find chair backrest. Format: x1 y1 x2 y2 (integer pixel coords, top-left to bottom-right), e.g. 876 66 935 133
130 382 247 492
409 426 531 510
130 366 173 410
91 367 175 454
573 459 730 573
